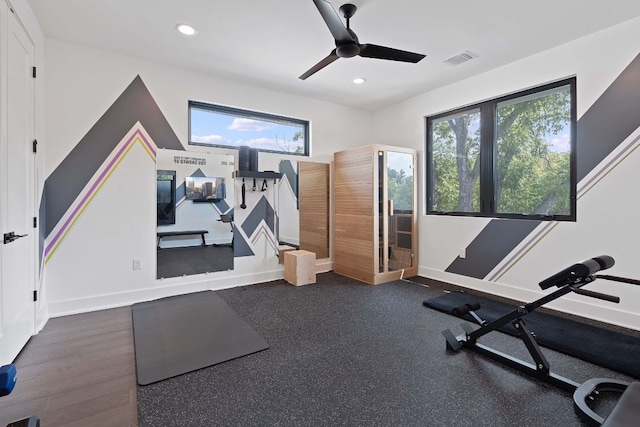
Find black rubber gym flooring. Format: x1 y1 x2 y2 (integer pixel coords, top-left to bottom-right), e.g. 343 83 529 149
136 272 637 426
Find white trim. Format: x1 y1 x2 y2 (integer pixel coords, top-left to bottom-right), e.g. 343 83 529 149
48 268 287 317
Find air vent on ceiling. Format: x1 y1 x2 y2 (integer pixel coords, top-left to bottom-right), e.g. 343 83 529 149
444 51 477 66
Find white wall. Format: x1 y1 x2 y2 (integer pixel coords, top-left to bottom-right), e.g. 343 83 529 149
372 17 640 329
43 39 372 316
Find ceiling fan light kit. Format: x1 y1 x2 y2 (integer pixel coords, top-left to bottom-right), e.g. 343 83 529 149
300 0 426 80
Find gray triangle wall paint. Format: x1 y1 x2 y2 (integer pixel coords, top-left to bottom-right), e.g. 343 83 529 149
44 76 183 237
234 196 278 258
241 196 276 237
446 53 640 279
279 160 298 201
233 230 255 258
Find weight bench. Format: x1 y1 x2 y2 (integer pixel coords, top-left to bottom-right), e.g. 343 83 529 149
440 255 640 426
157 230 208 249
601 381 640 427
574 378 640 426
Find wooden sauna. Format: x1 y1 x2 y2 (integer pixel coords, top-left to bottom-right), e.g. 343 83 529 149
333 144 418 284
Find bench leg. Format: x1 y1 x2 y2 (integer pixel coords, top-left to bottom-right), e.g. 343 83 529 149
201 233 207 247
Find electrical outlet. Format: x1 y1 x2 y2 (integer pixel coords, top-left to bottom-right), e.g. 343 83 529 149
133 258 142 270
459 248 466 259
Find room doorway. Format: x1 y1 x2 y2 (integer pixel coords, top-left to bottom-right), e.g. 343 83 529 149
0 3 37 364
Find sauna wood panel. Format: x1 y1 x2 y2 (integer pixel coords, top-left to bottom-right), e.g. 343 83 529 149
334 212 376 283
334 146 378 283
299 161 330 258
334 145 375 216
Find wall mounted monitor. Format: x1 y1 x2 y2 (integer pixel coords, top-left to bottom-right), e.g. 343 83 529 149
185 176 226 202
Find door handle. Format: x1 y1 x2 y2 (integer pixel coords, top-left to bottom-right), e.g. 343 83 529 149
3 232 28 244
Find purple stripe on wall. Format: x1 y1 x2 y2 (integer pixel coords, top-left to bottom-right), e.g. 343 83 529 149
44 76 182 237
44 129 153 257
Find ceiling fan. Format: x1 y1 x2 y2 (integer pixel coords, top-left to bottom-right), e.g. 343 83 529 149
299 0 426 80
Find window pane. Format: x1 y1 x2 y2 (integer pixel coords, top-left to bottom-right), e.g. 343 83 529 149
387 151 414 211
430 110 481 213
189 103 308 155
495 85 571 216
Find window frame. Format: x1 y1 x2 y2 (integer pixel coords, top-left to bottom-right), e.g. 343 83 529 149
188 100 310 156
426 77 577 221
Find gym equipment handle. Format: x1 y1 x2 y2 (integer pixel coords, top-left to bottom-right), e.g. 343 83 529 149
240 181 247 209
595 274 640 286
572 288 620 304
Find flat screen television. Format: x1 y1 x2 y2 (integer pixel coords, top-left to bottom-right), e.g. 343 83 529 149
185 176 226 202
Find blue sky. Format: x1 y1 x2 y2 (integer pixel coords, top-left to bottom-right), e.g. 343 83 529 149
190 108 304 152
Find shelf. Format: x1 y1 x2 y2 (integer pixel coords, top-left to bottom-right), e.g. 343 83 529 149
233 170 283 179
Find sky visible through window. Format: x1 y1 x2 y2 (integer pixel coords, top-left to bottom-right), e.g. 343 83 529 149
190 107 306 154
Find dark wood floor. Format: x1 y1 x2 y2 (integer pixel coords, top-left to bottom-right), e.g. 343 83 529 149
0 307 138 427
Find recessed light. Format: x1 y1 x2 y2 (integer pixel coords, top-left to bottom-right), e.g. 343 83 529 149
352 77 366 85
176 23 197 36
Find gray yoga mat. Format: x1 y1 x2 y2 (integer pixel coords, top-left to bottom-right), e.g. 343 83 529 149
132 291 269 385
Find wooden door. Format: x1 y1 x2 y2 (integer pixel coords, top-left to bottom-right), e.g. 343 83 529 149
334 145 376 283
299 161 329 258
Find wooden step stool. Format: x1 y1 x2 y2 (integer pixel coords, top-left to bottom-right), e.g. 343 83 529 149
284 250 316 286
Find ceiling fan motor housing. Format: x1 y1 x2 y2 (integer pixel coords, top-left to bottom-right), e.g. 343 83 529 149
336 43 360 58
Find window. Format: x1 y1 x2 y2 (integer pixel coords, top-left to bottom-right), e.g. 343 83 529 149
189 101 309 155
426 78 576 221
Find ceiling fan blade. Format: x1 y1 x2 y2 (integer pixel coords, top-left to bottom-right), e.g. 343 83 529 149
312 0 354 43
299 50 339 80
358 44 426 63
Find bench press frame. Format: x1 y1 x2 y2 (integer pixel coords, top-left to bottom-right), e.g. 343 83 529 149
441 255 639 426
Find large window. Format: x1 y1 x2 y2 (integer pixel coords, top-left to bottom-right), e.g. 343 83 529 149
189 101 309 155
426 78 576 221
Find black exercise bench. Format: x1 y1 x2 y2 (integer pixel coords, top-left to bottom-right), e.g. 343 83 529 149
601 381 640 427
157 230 208 249
440 255 640 426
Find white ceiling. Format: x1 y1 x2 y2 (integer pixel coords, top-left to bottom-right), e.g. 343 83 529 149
26 0 640 111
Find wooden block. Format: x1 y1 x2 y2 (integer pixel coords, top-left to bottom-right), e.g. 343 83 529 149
278 247 296 264
284 250 316 286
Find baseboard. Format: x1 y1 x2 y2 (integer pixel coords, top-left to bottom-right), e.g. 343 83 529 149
418 266 640 331
47 280 210 317
35 305 48 334
47 268 288 318
278 236 300 247
207 268 285 291
316 258 333 273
